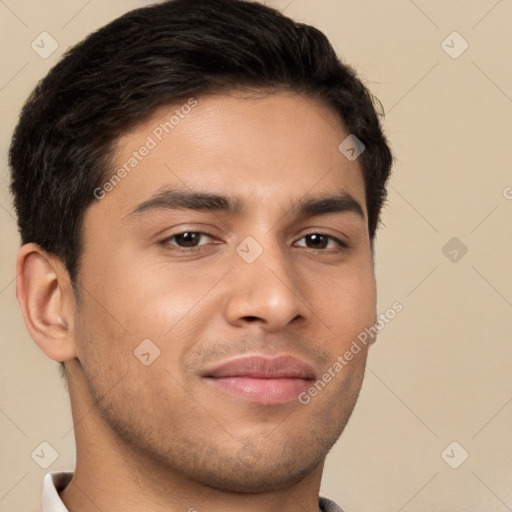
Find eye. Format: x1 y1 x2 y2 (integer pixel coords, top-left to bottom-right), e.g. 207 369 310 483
295 233 347 250
163 231 215 249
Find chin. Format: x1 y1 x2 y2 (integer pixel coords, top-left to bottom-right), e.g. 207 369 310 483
192 457 321 494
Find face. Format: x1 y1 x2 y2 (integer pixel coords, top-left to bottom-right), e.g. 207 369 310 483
73 91 377 492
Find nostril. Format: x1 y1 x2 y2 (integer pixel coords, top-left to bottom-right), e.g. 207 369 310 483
243 316 260 322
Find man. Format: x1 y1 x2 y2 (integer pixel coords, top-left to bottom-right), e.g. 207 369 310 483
9 0 392 510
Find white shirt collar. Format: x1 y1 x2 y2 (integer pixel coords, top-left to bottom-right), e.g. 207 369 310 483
41 472 72 512
41 471 343 512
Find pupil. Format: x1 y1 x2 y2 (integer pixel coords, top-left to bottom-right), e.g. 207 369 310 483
307 234 327 248
176 232 199 247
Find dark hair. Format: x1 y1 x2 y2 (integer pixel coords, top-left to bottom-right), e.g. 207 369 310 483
9 0 392 294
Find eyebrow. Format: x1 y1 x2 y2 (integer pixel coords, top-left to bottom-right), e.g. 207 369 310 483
128 189 242 217
127 188 365 220
291 193 364 219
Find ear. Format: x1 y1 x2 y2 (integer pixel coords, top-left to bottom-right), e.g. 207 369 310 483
15 243 78 362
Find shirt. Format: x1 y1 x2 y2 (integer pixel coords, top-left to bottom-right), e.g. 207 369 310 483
41 471 345 512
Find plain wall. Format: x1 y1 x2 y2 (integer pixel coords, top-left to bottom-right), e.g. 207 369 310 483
1 1 511 511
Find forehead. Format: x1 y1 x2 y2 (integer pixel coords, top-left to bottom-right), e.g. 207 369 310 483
98 91 367 221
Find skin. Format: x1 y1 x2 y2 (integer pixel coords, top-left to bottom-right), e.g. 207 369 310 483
16 91 377 512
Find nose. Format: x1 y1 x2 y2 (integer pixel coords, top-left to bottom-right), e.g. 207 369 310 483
223 238 309 332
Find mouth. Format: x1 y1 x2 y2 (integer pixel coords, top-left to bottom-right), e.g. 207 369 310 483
202 354 316 405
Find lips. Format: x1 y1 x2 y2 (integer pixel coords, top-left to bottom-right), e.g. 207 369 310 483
202 355 316 404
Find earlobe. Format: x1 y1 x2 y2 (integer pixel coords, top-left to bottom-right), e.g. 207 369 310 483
15 243 78 362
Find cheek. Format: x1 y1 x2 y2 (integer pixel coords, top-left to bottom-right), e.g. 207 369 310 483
79 244 218 340
121 265 226 338
307 258 376 340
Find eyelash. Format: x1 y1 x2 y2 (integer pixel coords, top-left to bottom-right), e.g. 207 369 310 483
160 231 348 254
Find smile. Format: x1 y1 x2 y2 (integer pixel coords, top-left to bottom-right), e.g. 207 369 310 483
202 354 316 405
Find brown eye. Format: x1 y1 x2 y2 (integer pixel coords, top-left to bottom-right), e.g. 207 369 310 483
164 232 214 248
295 233 345 250
304 234 328 249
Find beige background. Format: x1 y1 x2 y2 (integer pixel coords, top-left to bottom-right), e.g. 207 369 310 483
1 1 511 511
